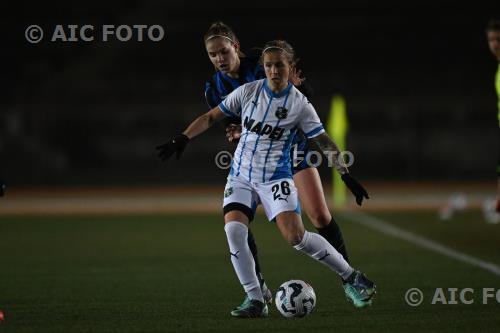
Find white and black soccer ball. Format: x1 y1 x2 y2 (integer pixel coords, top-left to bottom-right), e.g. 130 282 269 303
275 279 316 318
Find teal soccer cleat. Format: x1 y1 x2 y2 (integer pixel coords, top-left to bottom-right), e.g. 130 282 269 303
230 299 269 318
235 281 272 310
343 270 376 308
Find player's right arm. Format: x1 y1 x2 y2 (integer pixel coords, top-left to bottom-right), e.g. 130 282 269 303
183 107 226 139
157 84 245 162
156 107 225 161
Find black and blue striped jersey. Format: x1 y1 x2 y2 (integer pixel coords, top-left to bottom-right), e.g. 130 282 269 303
205 56 265 109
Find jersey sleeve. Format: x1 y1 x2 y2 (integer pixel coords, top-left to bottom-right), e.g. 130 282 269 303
219 85 245 118
297 100 325 139
204 80 220 109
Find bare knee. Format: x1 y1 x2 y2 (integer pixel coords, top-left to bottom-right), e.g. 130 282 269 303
308 210 332 228
285 229 305 246
224 209 249 226
276 211 306 246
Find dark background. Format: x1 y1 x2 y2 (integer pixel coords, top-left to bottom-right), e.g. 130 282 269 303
2 1 500 186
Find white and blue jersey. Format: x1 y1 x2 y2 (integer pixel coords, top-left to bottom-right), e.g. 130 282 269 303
204 55 313 174
219 79 324 183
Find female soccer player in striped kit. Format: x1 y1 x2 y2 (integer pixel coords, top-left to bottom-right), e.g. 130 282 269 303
201 22 362 310
157 39 376 317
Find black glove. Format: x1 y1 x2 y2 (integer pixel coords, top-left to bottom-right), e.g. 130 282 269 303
156 134 189 161
341 173 369 206
0 181 5 197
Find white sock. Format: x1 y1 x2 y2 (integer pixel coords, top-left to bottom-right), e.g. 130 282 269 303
294 230 354 280
224 221 264 302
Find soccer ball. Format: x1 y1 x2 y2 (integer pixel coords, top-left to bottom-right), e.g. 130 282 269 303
275 280 316 318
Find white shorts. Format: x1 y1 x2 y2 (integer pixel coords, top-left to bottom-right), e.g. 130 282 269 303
223 176 300 221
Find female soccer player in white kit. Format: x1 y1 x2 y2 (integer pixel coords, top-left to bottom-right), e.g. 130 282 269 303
157 40 375 318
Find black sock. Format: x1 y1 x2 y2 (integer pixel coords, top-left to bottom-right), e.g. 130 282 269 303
247 229 263 284
317 218 349 263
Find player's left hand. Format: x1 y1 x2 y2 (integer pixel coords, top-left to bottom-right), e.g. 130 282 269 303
341 173 369 206
156 134 189 161
289 67 305 86
226 124 242 143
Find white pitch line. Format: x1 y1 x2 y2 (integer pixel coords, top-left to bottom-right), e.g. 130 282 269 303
342 211 500 277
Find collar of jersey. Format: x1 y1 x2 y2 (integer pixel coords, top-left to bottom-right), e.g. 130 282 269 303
218 58 252 83
263 80 292 98
219 70 239 85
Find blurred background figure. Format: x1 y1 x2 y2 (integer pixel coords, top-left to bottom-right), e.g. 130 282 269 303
438 192 468 221
484 18 500 223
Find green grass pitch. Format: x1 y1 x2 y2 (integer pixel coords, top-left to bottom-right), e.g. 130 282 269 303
0 210 499 332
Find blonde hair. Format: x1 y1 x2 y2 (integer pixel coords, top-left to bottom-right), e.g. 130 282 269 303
204 21 244 57
261 40 297 65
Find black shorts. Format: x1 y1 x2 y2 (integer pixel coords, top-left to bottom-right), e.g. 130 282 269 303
292 137 312 175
